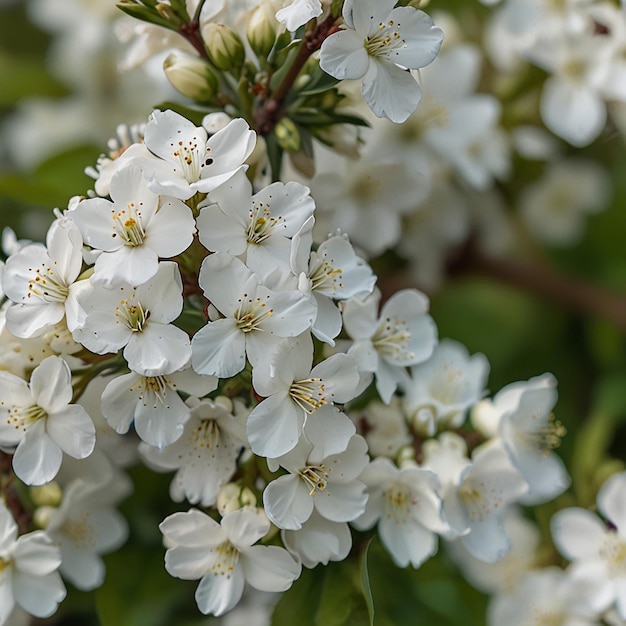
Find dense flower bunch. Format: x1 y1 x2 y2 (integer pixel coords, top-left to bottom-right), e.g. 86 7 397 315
1 1 626 625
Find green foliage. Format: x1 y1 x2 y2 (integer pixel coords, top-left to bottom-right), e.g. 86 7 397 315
272 559 370 626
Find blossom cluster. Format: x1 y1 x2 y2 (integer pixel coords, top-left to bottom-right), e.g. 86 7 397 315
0 1 625 625
0 102 591 622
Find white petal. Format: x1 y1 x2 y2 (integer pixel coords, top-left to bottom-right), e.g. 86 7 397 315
30 356 72 414
541 78 606 147
247 392 304 459
124 323 191 377
263 475 313 530
551 508 607 561
12 571 66 618
13 422 62 486
191 318 245 377
379 516 437 568
195 568 245 616
46 405 95 460
362 60 422 123
242 545 300 591
319 29 369 80
597 471 626 530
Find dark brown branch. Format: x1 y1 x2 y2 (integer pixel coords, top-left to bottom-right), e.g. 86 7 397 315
256 13 339 135
455 247 626 333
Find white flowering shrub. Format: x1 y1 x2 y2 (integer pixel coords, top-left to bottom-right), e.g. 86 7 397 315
1 1 626 625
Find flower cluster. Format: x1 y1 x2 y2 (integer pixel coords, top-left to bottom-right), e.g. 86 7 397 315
0 1 625 624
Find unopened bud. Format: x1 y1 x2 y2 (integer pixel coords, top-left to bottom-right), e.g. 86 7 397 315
30 481 63 507
33 505 56 530
163 50 218 101
397 445 418 468
275 117 301 152
217 483 257 516
247 2 278 59
202 23 246 73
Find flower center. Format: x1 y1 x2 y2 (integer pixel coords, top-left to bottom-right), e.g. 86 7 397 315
246 201 281 245
289 378 327 413
3 403 47 433
299 464 331 496
307 255 343 294
385 483 416 524
62 512 96 549
365 20 406 59
0 556 12 573
459 481 493 522
533 610 566 626
372 317 413 359
112 202 146 247
191 419 220 450
234 294 273 333
171 135 204 182
521 412 566 456
27 262 70 303
600 531 626 577
135 375 176 409
115 294 150 332
211 541 240 577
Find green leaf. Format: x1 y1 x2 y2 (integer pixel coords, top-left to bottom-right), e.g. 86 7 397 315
116 3 174 29
296 70 340 97
96 548 189 626
316 561 355 626
272 567 320 626
264 131 284 183
0 53 66 105
360 539 375 626
289 110 370 128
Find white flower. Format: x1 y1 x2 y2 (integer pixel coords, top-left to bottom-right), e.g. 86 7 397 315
191 252 315 378
247 333 359 458
442 442 528 563
40 473 130 591
0 356 95 486
3 218 83 339
519 159 611 246
70 261 191 376
197 169 315 276
276 0 322 31
402 339 490 436
71 164 195 288
281 510 352 569
353 458 447 568
488 567 603 626
488 374 570 505
319 0 443 122
160 508 301 616
0 502 66 625
128 110 256 200
290 221 376 344
446 506 541 594
141 396 248 507
263 434 369 531
551 471 626 619
343 288 438 404
101 366 217 449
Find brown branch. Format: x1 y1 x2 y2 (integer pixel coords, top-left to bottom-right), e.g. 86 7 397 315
256 13 339 135
455 247 626 333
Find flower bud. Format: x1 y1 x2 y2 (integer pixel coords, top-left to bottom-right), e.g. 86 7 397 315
217 483 257 516
202 23 246 73
247 2 278 59
30 481 63 507
33 505 56 530
275 117 301 152
163 50 218 101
